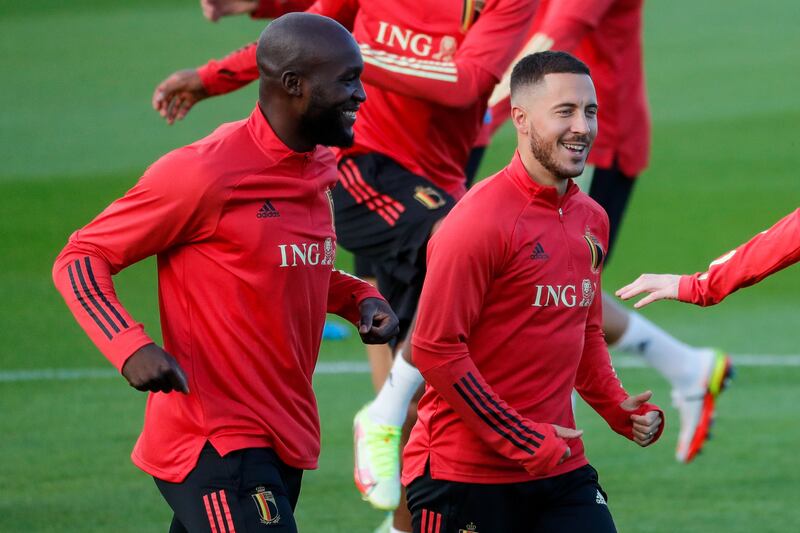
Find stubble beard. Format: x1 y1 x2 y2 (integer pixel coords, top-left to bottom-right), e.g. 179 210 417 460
528 128 585 181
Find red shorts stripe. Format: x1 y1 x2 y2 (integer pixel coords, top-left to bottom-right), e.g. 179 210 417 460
339 163 397 225
219 490 237 533
343 159 402 223
345 159 407 219
203 494 220 533
211 492 228 533
421 509 428 532
434 511 442 533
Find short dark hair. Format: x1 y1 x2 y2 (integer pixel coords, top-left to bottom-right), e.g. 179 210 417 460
510 51 590 98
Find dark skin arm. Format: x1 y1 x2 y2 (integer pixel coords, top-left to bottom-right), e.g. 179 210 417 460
357 297 399 345
121 343 190 394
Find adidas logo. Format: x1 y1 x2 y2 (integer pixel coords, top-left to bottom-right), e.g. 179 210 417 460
256 200 280 219
596 490 607 506
530 242 549 260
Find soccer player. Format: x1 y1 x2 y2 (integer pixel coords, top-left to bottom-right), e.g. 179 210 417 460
52 14 399 532
403 51 663 533
617 208 800 307
469 0 731 464
150 1 537 528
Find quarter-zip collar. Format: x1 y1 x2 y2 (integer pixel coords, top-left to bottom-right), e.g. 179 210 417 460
507 150 578 208
247 103 320 164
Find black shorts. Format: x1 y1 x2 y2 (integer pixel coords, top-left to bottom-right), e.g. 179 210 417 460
333 153 456 340
406 465 617 533
154 443 303 533
586 165 636 263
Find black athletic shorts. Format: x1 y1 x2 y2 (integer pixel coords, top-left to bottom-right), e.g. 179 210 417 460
406 464 617 533
586 165 636 263
154 443 303 533
333 153 456 340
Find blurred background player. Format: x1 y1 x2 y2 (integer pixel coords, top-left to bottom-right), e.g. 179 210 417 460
52 14 399 532
617 208 799 308
470 0 732 464
404 51 663 533
151 1 538 531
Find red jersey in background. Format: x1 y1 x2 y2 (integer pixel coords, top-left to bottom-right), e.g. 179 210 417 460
197 0 538 198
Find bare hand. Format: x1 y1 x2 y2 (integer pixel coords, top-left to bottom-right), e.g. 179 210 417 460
357 298 400 344
620 391 662 447
552 424 584 463
152 69 209 125
200 0 259 22
615 273 681 309
121 344 190 394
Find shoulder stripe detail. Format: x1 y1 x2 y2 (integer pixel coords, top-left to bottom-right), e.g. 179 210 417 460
360 44 458 70
68 263 112 340
83 257 129 329
361 47 458 82
453 380 537 455
466 372 546 440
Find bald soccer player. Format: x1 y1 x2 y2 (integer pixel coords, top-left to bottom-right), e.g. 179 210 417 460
53 14 398 533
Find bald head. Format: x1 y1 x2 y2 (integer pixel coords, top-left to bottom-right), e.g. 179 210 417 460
257 13 359 80
254 13 366 152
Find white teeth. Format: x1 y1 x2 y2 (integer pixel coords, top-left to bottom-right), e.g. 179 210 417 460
342 111 357 120
563 143 585 152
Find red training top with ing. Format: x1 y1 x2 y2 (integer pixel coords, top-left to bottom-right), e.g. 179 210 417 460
197 0 537 198
678 208 800 306
403 152 663 485
53 106 382 482
478 0 650 178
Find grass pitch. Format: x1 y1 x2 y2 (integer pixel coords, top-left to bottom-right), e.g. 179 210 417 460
1 1 799 531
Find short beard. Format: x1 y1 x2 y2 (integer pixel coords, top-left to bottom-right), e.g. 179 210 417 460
299 98 354 148
528 128 584 180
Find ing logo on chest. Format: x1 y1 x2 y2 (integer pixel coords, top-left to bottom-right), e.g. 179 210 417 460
278 237 335 268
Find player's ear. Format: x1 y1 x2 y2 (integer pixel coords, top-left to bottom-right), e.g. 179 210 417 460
281 71 304 97
511 104 529 135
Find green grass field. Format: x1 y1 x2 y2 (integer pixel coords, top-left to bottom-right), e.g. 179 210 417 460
1 1 799 531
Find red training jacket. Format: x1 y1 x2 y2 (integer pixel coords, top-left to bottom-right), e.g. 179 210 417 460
197 0 537 198
53 106 382 482
403 152 662 485
679 208 800 306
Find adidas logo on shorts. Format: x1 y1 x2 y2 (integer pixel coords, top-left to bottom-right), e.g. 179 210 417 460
596 490 607 505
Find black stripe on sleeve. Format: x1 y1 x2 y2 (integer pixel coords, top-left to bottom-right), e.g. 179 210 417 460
466 372 546 440
460 376 542 449
74 260 120 334
453 381 537 455
83 257 129 329
68 264 112 340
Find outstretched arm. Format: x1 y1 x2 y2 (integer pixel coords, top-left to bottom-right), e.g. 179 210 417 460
617 209 800 307
153 0 357 123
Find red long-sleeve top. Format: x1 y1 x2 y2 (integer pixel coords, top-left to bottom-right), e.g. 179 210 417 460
53 105 383 482
403 152 662 485
197 0 536 198
679 209 800 306
477 0 649 178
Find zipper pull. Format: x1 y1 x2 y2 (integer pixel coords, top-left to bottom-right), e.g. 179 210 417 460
558 207 564 221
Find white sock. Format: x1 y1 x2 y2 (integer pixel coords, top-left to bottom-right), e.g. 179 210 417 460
389 528 411 533
367 349 424 426
611 311 714 392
